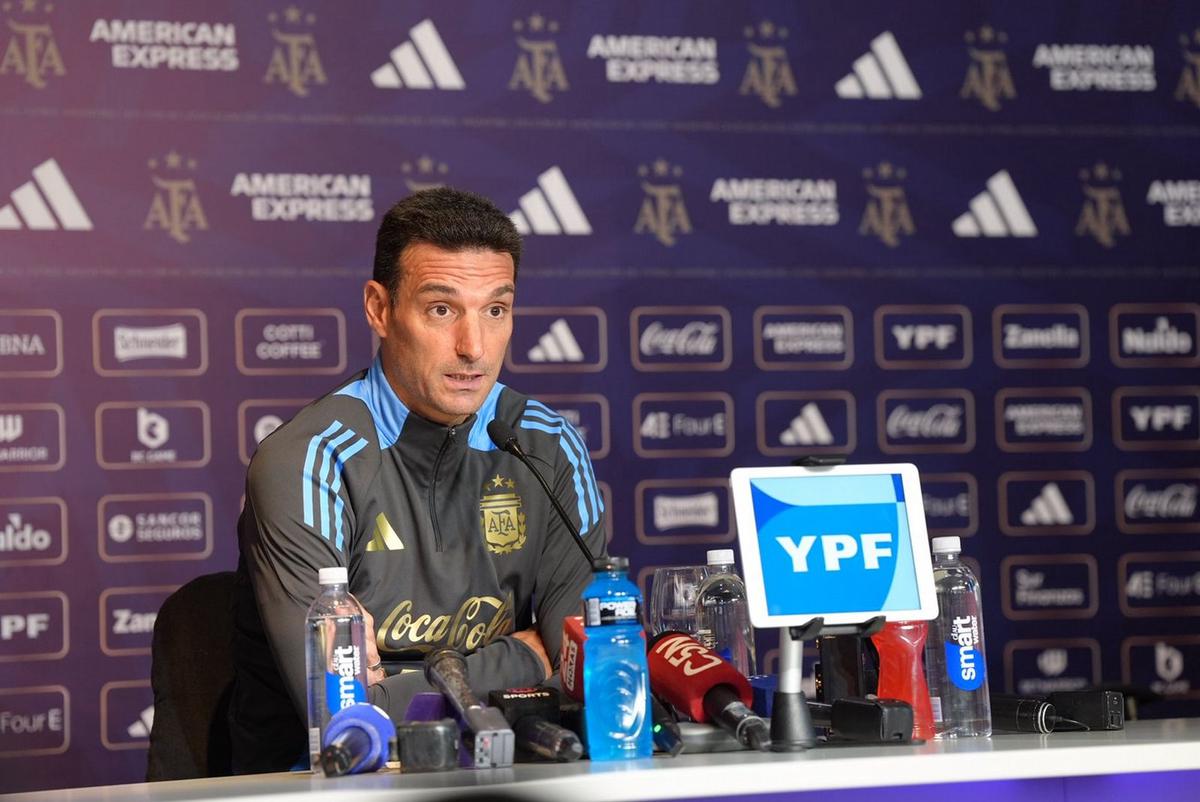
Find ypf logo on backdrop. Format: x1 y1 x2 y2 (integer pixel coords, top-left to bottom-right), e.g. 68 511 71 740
1122 637 1200 699
95 401 210 469
370 18 463 91
144 150 207 244
235 308 347 375
1032 41 1155 92
1120 551 1200 618
99 586 176 656
753 306 853 371
238 399 310 465
634 479 733 546
710 176 838 227
739 19 796 107
999 471 1095 536
633 393 733 458
1110 303 1200 368
508 166 591 236
1076 162 1130 248
509 12 567 103
631 307 730 372
0 686 69 757
0 158 92 232
230 171 374 223
634 159 691 246
1176 29 1200 108
505 307 607 373
877 389 974 454
262 5 325 97
98 492 213 562
531 395 609 459
874 305 972 369
88 16 239 72
92 309 207 377
0 403 64 472
1116 469 1200 534
920 473 978 537
756 391 855 457
100 680 153 750
1003 640 1101 696
1000 555 1098 620
993 304 1089 368
0 309 61 377
1112 387 1200 451
0 497 66 566
0 591 67 662
996 387 1092 452
960 25 1015 111
834 31 921 100
859 162 914 248
0 0 65 90
587 30 718 85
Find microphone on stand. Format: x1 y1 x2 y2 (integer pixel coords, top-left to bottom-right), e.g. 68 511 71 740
423 648 514 768
318 703 393 776
488 687 583 762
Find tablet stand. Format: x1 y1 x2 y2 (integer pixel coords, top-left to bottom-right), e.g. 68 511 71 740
770 615 886 751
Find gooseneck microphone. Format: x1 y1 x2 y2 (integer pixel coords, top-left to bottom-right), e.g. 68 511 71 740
423 648 514 768
487 419 595 567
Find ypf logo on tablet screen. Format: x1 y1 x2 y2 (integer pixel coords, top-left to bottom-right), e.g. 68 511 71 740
750 473 918 616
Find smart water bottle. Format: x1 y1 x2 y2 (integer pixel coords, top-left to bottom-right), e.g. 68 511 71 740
924 537 992 737
305 566 370 771
581 556 652 760
694 549 757 677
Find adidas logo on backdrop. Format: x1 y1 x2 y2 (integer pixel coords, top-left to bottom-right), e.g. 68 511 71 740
835 32 921 99
0 158 92 231
952 170 1037 237
779 403 834 446
509 166 592 235
1020 482 1074 526
528 318 584 362
371 19 464 89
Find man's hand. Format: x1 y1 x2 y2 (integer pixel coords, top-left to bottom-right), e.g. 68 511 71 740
511 628 552 681
362 607 386 685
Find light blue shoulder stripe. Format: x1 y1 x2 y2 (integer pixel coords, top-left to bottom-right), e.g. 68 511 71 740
335 355 408 449
523 401 602 517
519 419 592 533
331 437 369 549
302 421 344 528
317 429 357 539
467 382 506 451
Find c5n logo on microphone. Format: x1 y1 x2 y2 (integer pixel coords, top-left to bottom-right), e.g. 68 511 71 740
652 633 722 676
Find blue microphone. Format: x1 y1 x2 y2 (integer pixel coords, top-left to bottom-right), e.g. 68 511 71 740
319 703 393 776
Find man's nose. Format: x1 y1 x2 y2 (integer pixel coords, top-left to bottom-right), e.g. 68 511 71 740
456 316 485 362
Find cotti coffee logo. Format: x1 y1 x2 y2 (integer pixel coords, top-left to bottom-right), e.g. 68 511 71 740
92 309 207 376
1004 640 1101 696
634 393 733 458
993 304 1089 368
1120 552 1200 617
1112 387 1200 451
509 12 567 103
996 387 1092 452
1000 555 1098 620
0 309 60 377
0 591 67 662
877 389 974 454
754 306 853 371
0 403 64 472
631 307 730 371
757 391 855 457
0 686 69 757
999 471 1095 536
95 401 210 469
99 492 213 562
635 479 733 546
875 305 972 369
506 307 607 373
235 308 347 375
920 473 978 537
1110 304 1199 368
1116 469 1200 534
0 498 66 566
262 5 325 97
0 0 64 90
961 25 1015 111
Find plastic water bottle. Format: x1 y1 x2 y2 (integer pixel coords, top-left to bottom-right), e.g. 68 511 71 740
924 537 992 738
305 566 370 771
581 555 652 760
694 549 757 677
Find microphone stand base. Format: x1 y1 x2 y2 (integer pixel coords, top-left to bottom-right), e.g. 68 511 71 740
769 690 815 751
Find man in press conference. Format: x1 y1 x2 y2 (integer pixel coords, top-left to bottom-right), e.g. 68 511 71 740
230 187 607 773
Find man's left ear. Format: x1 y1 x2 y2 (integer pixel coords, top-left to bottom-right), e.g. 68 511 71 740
363 280 391 338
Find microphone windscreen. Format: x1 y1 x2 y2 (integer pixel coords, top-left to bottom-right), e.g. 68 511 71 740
559 615 586 702
486 419 520 453
646 631 753 723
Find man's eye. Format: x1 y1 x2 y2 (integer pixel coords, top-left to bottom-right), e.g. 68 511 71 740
430 304 451 317
488 305 508 318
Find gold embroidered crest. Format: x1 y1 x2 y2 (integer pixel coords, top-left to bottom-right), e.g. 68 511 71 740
480 474 527 554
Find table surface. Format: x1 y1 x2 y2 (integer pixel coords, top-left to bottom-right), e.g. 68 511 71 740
6 719 1200 802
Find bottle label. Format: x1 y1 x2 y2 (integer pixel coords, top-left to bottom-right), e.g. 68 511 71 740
324 643 367 713
943 614 986 691
585 597 640 626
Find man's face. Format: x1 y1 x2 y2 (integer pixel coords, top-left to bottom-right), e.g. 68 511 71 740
365 242 515 426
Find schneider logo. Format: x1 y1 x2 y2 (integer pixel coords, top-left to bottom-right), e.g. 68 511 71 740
635 479 733 545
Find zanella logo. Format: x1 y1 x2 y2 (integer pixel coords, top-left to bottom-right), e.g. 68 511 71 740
1174 29 1200 108
370 19 463 90
993 305 1089 368
859 161 914 248
88 18 239 71
634 159 691 246
960 25 1015 111
508 166 591 236
145 151 207 244
652 633 722 675
0 158 92 231
1033 42 1155 91
835 31 921 99
262 5 325 97
510 12 567 103
952 170 1037 238
0 0 64 89
1075 162 1130 248
739 19 795 107
632 307 730 371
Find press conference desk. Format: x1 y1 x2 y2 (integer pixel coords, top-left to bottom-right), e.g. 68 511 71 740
7 719 1200 802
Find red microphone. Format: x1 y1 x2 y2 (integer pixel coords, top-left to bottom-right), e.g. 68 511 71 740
646 631 768 751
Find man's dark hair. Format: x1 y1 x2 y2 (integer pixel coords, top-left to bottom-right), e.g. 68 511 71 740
372 187 522 298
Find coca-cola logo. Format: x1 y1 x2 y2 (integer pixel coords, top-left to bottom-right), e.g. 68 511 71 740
886 404 963 439
652 633 723 675
640 321 719 356
1125 484 1199 520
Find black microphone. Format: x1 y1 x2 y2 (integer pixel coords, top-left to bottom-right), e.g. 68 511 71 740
487 419 595 567
423 648 514 768
989 695 1056 734
488 687 583 762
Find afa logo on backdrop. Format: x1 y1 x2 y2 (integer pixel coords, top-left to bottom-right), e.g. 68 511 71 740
262 5 325 97
144 151 207 244
961 26 1015 111
510 12 567 103
859 162 914 248
739 19 795 108
634 159 691 247
0 0 64 90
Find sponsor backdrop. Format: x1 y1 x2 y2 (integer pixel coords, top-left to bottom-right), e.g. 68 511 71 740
1 0 1199 792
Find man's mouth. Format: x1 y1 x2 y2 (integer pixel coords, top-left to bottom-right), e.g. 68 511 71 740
445 371 485 387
